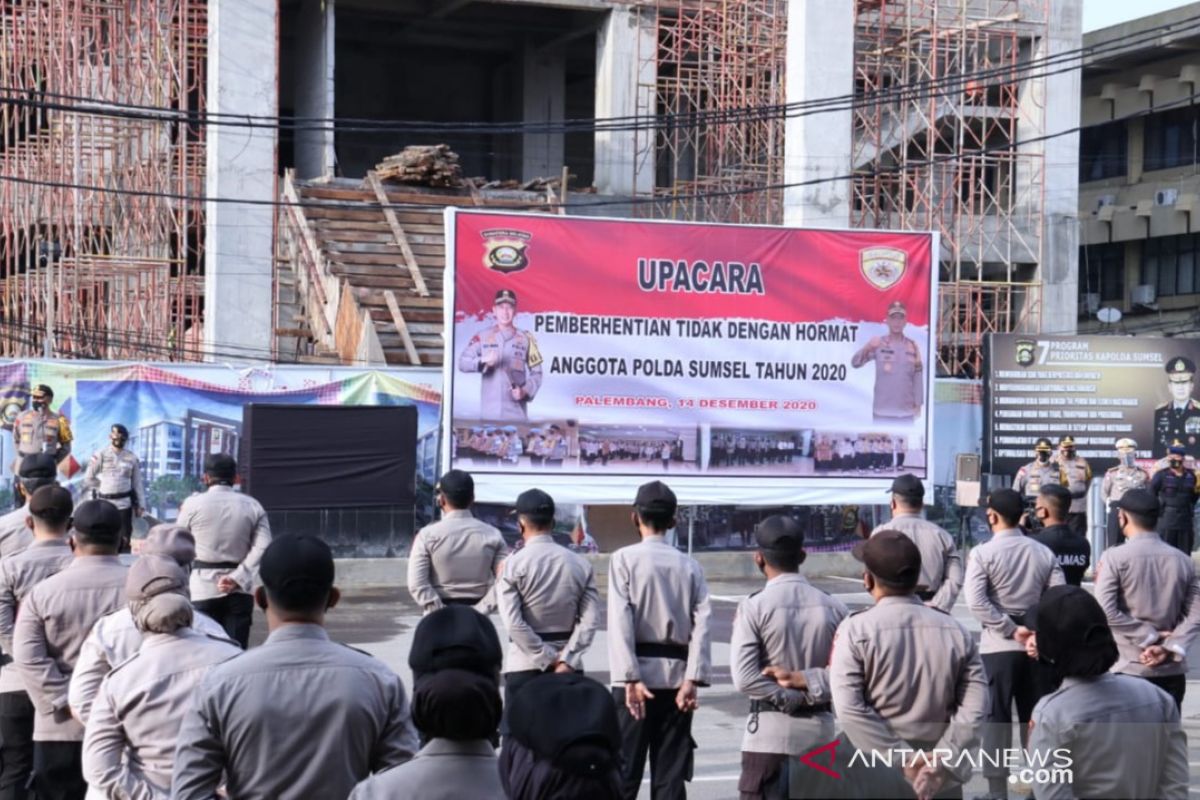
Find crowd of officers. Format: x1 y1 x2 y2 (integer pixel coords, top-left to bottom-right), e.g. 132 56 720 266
812 434 907 474
710 435 798 469
455 427 569 468
580 439 683 470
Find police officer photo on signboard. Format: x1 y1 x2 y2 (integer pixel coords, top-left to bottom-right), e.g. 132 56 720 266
850 301 924 426
458 289 544 421
1154 356 1200 458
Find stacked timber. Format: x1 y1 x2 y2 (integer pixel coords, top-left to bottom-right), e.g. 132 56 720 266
374 145 463 187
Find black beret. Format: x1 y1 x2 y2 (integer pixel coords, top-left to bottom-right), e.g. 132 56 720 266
507 674 621 775
259 535 335 593
1027 585 1116 667
73 499 122 537
634 481 677 517
27 485 72 522
754 515 803 554
515 488 554 519
852 530 921 586
1115 488 1158 516
409 605 502 680
18 453 56 479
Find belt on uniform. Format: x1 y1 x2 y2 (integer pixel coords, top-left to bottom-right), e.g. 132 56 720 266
1007 612 1027 627
194 560 240 570
915 589 935 602
443 597 485 607
535 630 573 641
635 642 689 661
749 699 832 718
97 491 133 500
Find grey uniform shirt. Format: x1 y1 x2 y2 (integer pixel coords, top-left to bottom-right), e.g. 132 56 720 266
870 514 963 612
607 535 713 690
81 628 241 800
348 739 502 800
851 334 923 419
1094 531 1200 678
964 528 1064 654
0 506 33 561
457 324 543 420
830 595 988 783
171 623 418 800
1101 465 1150 505
83 446 145 510
0 539 74 695
13 555 128 741
407 510 508 614
496 534 600 673
68 605 228 725
1029 673 1188 800
176 485 272 602
730 573 848 755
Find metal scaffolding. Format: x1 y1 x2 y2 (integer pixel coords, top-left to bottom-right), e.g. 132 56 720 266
634 0 788 224
852 0 1048 377
0 0 207 361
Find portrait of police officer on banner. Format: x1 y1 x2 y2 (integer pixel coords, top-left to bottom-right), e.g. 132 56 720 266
458 289 544 421
851 301 924 425
1154 356 1200 458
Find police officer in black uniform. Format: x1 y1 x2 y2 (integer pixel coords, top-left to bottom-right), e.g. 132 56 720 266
1154 356 1200 458
1150 441 1200 554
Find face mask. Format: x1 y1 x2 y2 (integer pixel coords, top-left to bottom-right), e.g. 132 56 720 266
111 435 127 448
1062 448 1076 459
1120 453 1135 467
31 399 46 411
1170 458 1183 469
1036 452 1049 463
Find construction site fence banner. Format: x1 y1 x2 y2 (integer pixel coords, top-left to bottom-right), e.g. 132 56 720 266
0 360 441 525
443 209 938 505
985 334 1200 476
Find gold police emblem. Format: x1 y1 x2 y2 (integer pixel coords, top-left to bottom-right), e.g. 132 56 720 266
1015 340 1036 367
859 247 907 291
482 229 532 274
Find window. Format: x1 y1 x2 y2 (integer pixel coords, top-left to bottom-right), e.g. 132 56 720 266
1141 234 1200 296
1144 106 1199 171
1079 121 1127 181
1080 243 1125 302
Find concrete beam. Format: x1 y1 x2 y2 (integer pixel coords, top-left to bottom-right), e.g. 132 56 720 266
593 6 655 196
293 0 336 180
521 41 566 180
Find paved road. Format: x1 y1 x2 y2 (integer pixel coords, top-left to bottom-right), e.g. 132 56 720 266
251 575 1200 799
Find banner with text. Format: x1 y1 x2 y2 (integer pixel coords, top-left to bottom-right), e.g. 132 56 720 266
984 334 1200 475
443 210 936 505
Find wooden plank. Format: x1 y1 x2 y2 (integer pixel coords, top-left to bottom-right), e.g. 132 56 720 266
383 289 422 366
367 171 431 298
352 288 444 309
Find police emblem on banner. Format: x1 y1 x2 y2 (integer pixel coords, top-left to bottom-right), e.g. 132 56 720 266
859 247 907 291
482 229 532 273
1015 340 1036 367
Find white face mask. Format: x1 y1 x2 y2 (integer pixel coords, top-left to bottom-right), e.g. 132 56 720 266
1119 453 1135 467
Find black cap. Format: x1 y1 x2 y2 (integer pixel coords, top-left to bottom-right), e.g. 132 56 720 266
634 481 677 517
436 469 474 498
27 485 72 523
111 424 129 437
409 605 503 680
515 488 555 519
31 384 52 399
494 288 518 305
1027 585 1116 666
1166 356 1195 378
259 535 335 594
754 515 804 554
852 529 921 587
986 489 1025 524
888 473 925 500
1169 441 1188 456
507 673 621 775
73 499 122 538
17 453 56 479
1115 488 1158 515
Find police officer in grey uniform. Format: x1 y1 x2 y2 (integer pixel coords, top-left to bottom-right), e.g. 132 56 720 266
13 500 128 800
0 455 59 562
176 454 272 648
730 516 848 800
830 530 988 799
1094 489 1200 710
80 556 240 799
457 289 543 421
496 489 599 709
408 470 509 615
82 424 144 553
609 481 712 800
69 525 227 727
0 485 74 800
965 489 1063 798
1012 438 1066 531
11 385 72 467
870 474 963 611
1055 436 1092 536
172 535 419 800
1023 585 1188 800
850 301 924 425
350 606 506 800
1102 437 1149 548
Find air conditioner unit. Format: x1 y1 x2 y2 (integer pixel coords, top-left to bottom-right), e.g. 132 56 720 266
1081 293 1101 313
1155 188 1179 206
1132 284 1157 305
1095 194 1117 211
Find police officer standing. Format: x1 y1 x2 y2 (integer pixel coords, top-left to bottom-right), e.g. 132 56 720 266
1029 485 1090 587
82 424 144 553
1153 356 1200 458
850 301 924 425
1055 436 1092 536
608 481 712 800
730 516 847 800
1012 438 1065 530
457 289 543 421
1095 489 1200 709
0 454 58 560
1102 437 1149 548
869 474 963 612
408 470 508 615
10 385 72 469
1150 442 1200 554
496 488 599 708
964 489 1064 798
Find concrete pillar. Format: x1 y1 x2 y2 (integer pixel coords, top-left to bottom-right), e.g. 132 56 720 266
294 0 335 180
522 43 565 181
593 7 655 196
783 0 854 228
205 0 278 363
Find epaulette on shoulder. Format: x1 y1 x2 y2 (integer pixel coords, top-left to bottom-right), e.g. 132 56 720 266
106 649 144 677
1156 401 1170 410
336 641 375 658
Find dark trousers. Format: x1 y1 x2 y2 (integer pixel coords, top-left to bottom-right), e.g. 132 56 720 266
1160 526 1195 555
1106 503 1123 549
614 688 694 800
0 692 33 800
1146 674 1186 711
981 651 1049 779
193 593 253 649
117 506 133 554
30 741 83 800
739 752 787 800
1066 512 1087 538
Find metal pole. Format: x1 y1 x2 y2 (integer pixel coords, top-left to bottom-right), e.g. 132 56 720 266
44 251 54 359
687 510 694 556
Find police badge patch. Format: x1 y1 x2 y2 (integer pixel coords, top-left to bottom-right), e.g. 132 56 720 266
1015 340 1036 367
859 247 907 291
482 229 532 273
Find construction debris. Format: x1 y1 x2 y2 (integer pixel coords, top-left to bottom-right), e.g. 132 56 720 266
373 145 464 188
469 175 572 192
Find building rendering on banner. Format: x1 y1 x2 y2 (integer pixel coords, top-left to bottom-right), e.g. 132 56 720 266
1077 2 1200 338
